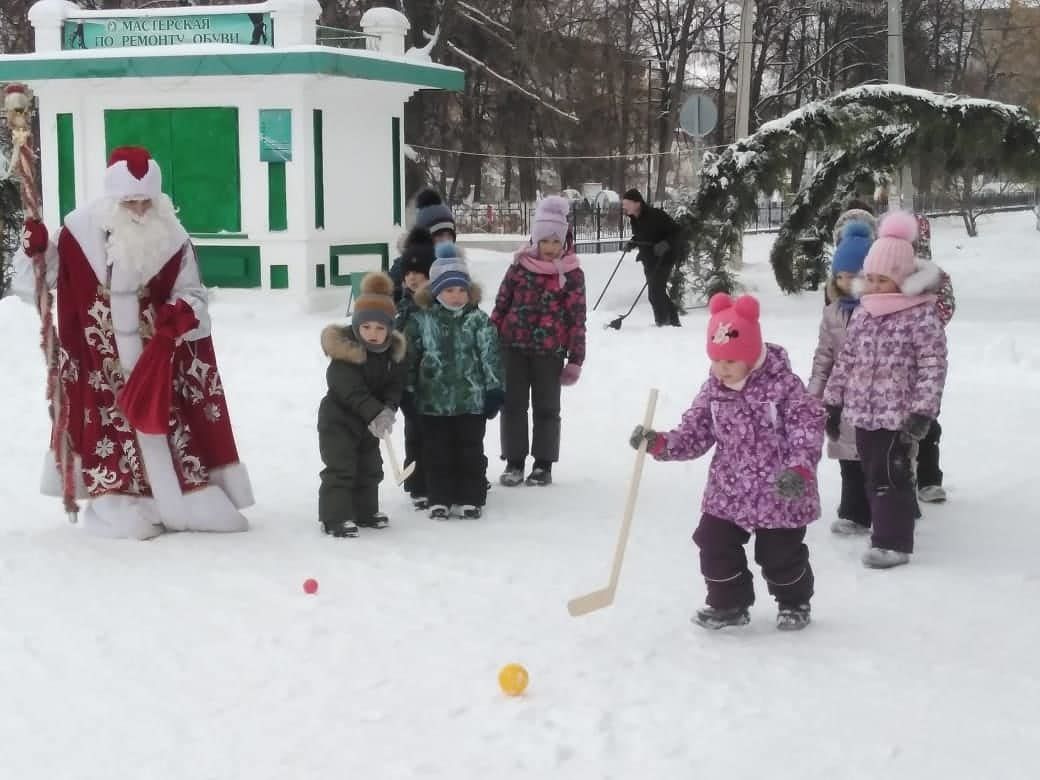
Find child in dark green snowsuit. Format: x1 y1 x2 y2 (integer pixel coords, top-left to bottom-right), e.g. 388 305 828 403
317 272 407 537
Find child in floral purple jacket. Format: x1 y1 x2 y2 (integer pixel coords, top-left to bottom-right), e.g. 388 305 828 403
630 293 825 631
823 212 948 570
492 196 587 487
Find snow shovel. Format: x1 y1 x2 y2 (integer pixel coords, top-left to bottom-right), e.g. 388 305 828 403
567 387 658 617
381 434 415 486
592 249 629 311
606 282 648 330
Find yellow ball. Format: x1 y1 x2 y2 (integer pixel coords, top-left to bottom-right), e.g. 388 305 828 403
498 663 529 696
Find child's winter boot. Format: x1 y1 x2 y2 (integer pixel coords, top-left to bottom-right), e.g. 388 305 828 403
862 547 910 569
830 517 870 536
322 519 359 538
428 504 450 520
499 462 525 487
357 512 389 529
692 605 751 630
525 461 553 486
776 603 811 631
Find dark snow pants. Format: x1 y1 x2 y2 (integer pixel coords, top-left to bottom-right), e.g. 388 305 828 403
838 459 871 528
500 350 563 466
692 514 814 610
639 253 679 326
421 414 488 507
856 428 917 554
318 428 382 526
402 409 426 498
916 418 943 488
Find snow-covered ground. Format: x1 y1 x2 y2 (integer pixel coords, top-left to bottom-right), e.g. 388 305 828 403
2 212 1039 779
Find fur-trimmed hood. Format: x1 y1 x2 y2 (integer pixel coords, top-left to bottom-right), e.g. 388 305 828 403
413 280 483 310
900 258 943 296
321 325 406 364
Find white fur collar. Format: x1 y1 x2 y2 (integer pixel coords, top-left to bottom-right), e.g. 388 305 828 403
900 259 943 296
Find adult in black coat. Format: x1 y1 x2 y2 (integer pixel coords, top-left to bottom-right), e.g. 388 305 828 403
622 189 681 326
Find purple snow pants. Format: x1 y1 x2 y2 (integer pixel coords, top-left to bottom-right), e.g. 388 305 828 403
855 428 918 554
692 514 814 609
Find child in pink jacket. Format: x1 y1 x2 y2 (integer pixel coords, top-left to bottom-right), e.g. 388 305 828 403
631 294 825 631
823 212 948 569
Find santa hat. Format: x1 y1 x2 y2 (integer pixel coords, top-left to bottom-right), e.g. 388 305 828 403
706 293 763 367
863 211 918 289
531 195 570 244
105 146 162 202
351 272 396 352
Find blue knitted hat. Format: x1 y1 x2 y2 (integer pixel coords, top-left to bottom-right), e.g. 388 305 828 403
429 242 471 298
831 220 872 276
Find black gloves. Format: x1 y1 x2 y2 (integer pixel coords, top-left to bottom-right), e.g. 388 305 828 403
825 406 842 442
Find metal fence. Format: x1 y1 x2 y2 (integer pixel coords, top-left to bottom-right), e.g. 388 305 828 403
451 188 1039 251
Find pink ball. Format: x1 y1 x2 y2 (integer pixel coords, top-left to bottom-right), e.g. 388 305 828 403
303 578 318 595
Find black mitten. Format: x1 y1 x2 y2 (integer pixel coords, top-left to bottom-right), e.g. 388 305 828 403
825 406 843 442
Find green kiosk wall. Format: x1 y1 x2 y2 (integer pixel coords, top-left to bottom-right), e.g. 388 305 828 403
104 107 260 288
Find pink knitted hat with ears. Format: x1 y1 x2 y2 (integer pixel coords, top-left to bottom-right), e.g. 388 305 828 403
863 211 918 288
706 293 763 366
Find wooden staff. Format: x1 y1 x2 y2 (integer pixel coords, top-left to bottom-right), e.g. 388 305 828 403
4 83 77 521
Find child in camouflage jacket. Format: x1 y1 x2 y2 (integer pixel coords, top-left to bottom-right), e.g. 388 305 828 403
404 243 505 520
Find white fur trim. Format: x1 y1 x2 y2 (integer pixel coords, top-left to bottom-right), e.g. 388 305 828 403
135 433 248 532
851 277 867 299
900 259 942 296
209 463 255 509
104 159 162 202
81 494 164 540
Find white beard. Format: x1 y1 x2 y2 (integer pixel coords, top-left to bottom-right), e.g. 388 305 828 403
101 195 181 282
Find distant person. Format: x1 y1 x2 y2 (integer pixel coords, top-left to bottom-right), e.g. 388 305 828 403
621 189 681 327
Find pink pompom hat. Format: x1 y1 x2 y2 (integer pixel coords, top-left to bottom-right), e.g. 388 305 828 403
531 195 571 244
706 293 763 366
863 211 918 288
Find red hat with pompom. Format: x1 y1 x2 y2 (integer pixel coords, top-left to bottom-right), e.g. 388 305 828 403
706 293 763 366
104 146 162 202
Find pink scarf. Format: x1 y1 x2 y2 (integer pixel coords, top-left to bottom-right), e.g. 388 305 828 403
860 292 936 317
514 246 581 287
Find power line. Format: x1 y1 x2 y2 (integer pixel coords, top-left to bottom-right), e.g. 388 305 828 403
406 142 729 161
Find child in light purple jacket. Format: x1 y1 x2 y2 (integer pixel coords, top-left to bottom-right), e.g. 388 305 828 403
630 293 825 631
809 220 873 535
823 212 948 569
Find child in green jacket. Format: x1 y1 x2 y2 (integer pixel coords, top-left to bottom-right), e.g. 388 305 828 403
404 243 505 520
318 272 407 537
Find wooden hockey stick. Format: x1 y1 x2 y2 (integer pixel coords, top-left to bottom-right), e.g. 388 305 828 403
382 434 416 486
567 387 658 617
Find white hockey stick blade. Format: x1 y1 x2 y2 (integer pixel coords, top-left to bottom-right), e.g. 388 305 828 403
396 461 416 485
381 435 414 485
567 587 616 616
566 387 658 617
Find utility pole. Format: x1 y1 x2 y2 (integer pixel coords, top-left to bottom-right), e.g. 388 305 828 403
888 0 915 209
735 0 756 141
732 0 756 269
